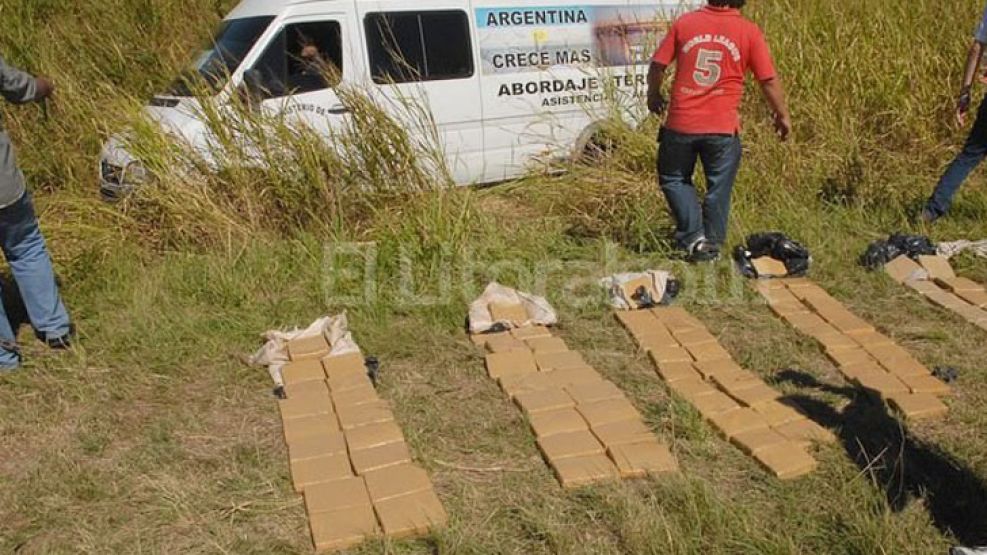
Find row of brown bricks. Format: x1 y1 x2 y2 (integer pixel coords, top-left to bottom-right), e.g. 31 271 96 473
279 351 447 552
475 326 679 488
755 278 950 420
886 255 987 332
617 306 831 480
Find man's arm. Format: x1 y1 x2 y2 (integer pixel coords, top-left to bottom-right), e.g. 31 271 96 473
0 55 52 104
759 77 791 141
647 62 667 115
957 39 984 125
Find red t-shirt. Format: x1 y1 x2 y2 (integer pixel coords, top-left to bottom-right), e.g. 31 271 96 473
652 6 776 135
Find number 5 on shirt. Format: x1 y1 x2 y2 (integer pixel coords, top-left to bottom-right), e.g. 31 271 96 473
693 49 723 87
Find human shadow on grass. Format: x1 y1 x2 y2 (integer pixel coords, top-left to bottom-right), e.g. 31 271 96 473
774 369 987 546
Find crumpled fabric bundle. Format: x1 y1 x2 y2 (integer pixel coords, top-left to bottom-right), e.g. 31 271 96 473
467 282 558 335
734 232 812 278
860 233 937 269
600 270 679 310
938 239 987 259
249 313 361 386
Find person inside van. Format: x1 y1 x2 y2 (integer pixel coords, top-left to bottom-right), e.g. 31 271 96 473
921 3 987 223
646 0 791 262
289 37 341 93
0 55 74 371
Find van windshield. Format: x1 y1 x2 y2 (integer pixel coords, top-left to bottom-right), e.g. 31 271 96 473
167 16 275 97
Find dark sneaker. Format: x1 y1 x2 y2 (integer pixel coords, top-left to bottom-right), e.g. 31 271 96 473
688 240 720 263
41 324 75 350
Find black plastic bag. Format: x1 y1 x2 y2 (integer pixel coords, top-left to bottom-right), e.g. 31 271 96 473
736 233 812 278
859 233 936 270
660 278 681 306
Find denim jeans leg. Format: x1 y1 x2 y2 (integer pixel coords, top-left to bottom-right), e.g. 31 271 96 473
927 98 987 217
699 135 743 247
0 192 71 341
658 130 704 251
0 284 18 368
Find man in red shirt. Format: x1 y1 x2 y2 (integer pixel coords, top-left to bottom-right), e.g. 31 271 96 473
647 0 791 262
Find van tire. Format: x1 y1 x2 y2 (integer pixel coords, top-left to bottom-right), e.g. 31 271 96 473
575 123 616 163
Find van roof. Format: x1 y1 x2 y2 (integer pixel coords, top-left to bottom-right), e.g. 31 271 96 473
227 0 332 19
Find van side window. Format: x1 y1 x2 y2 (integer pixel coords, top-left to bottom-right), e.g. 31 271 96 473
249 21 343 98
365 11 473 84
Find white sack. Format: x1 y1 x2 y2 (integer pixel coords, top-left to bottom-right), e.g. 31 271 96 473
600 270 673 310
249 313 361 387
468 282 557 334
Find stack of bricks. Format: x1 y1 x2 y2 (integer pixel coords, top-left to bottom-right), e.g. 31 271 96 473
617 306 830 480
754 278 950 421
472 323 678 488
278 333 447 552
886 254 987 332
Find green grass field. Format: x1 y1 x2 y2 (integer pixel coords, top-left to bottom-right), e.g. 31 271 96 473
4 0 987 553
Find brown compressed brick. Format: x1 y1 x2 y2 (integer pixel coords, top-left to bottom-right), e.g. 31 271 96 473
363 463 431 502
853 372 910 398
917 255 956 280
780 311 831 335
862 342 912 362
887 393 949 420
885 255 928 283
760 286 801 306
511 325 553 340
485 350 538 380
332 384 379 409
284 413 340 444
290 453 354 492
283 359 328 386
651 307 703 330
710 370 762 391
304 476 372 514
309 504 379 552
590 419 655 448
489 302 529 324
327 371 374 394
284 379 330 400
667 378 718 403
514 388 576 416
816 331 861 352
289 431 349 462
280 393 334 421
774 419 836 448
322 352 367 380
691 391 743 419
754 279 787 294
637 331 681 352
686 342 733 363
288 333 331 361
752 401 806 427
839 361 889 381
752 256 789 277
786 283 830 301
848 330 894 349
576 399 641 428
730 427 789 455
500 372 557 397
484 334 529 354
373 488 447 539
537 430 605 460
825 348 875 368
473 330 508 346
336 400 394 431
753 442 818 480
900 374 951 396
657 361 703 383
956 288 987 308
546 367 605 387
694 359 744 380
781 277 815 289
528 408 589 438
671 328 717 347
726 382 781 408
954 303 987 324
770 300 811 318
708 408 770 438
920 286 969 310
802 293 846 316
943 273 983 293
827 314 876 335
333 446 402 481
607 440 678 478
615 309 661 333
551 453 620 489
880 356 930 378
345 421 405 452
525 336 569 353
648 346 693 365
564 381 626 405
535 351 587 372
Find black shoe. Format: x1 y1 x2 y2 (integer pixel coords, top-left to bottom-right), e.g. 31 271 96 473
41 324 75 350
919 207 939 224
688 240 720 263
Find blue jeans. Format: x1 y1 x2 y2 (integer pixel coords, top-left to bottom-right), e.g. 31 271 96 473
658 128 743 251
927 97 987 217
0 191 70 368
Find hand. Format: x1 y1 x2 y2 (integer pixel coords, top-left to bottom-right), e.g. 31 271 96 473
957 88 972 126
648 94 666 116
34 76 54 101
774 112 791 141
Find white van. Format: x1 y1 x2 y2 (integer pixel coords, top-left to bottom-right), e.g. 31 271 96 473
98 0 696 198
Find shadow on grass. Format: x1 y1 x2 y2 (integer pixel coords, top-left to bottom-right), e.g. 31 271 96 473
0 273 30 334
776 369 987 546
